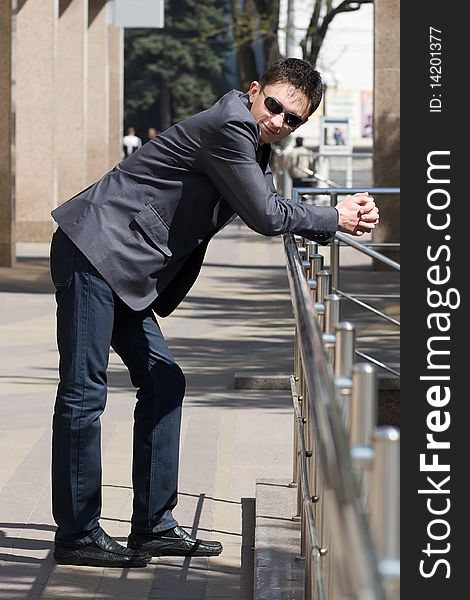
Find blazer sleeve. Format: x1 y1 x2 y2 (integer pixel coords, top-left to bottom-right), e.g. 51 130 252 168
197 120 338 244
263 161 282 196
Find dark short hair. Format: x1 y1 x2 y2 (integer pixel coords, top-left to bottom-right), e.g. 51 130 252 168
260 58 323 115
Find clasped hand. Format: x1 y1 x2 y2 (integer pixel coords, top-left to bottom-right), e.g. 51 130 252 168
336 192 379 236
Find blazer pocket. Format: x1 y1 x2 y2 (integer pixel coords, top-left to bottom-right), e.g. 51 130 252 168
133 203 172 259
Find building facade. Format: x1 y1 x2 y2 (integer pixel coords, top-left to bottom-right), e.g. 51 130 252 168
0 0 399 267
0 0 123 266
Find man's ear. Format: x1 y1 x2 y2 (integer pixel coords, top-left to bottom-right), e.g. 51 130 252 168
248 81 260 103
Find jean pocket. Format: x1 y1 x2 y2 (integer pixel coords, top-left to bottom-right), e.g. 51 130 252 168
50 228 77 290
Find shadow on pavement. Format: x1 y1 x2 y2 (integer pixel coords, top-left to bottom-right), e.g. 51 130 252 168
0 497 255 600
0 257 54 294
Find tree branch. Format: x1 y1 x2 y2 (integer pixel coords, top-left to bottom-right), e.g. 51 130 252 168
302 0 373 65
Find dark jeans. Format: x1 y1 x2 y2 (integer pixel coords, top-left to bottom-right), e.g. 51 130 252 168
50 228 184 546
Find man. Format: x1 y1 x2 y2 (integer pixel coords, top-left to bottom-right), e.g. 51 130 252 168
50 58 379 568
122 126 142 157
146 126 159 141
333 127 346 145
287 136 316 187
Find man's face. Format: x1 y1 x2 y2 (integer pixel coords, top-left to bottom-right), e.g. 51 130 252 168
248 81 311 144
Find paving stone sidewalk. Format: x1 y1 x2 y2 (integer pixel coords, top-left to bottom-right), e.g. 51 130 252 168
0 223 296 600
0 221 399 599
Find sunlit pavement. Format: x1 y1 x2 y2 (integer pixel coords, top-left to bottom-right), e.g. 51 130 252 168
0 221 398 599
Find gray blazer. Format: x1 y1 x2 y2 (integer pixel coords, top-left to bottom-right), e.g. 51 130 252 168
52 90 338 316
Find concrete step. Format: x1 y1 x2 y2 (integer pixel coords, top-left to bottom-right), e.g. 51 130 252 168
233 371 399 427
254 479 304 600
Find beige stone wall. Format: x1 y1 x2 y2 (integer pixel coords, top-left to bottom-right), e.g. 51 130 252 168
87 0 109 186
108 25 124 169
373 0 400 261
3 0 124 246
57 0 88 204
16 0 58 242
0 1 15 266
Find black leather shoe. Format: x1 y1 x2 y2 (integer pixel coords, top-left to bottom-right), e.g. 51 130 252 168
53 531 151 567
127 526 223 557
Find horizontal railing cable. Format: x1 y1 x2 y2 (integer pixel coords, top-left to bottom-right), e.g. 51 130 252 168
334 289 400 327
335 232 400 271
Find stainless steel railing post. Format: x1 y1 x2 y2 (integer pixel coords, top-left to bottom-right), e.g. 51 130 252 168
329 192 340 291
334 322 355 377
331 237 340 291
369 427 400 599
315 271 331 333
349 363 377 507
316 270 331 304
323 294 341 364
324 294 341 335
284 232 392 600
334 322 355 430
295 236 310 275
309 253 324 284
305 240 316 279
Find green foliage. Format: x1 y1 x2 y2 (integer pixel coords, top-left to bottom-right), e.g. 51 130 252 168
124 0 372 134
124 0 233 135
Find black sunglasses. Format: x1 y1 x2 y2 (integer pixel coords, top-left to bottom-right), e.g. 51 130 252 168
261 88 305 128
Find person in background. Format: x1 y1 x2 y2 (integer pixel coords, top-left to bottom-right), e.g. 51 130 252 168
147 127 159 141
49 57 379 569
333 127 346 145
123 126 142 157
286 136 315 188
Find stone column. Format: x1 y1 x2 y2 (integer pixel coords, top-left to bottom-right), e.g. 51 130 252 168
86 0 109 186
16 0 58 242
0 1 15 265
57 0 88 204
108 23 124 169
373 0 400 265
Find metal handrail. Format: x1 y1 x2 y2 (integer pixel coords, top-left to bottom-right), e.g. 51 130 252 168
292 187 400 200
283 232 385 599
291 186 400 279
293 187 400 377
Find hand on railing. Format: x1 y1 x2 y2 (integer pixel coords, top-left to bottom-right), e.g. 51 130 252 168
336 192 379 237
